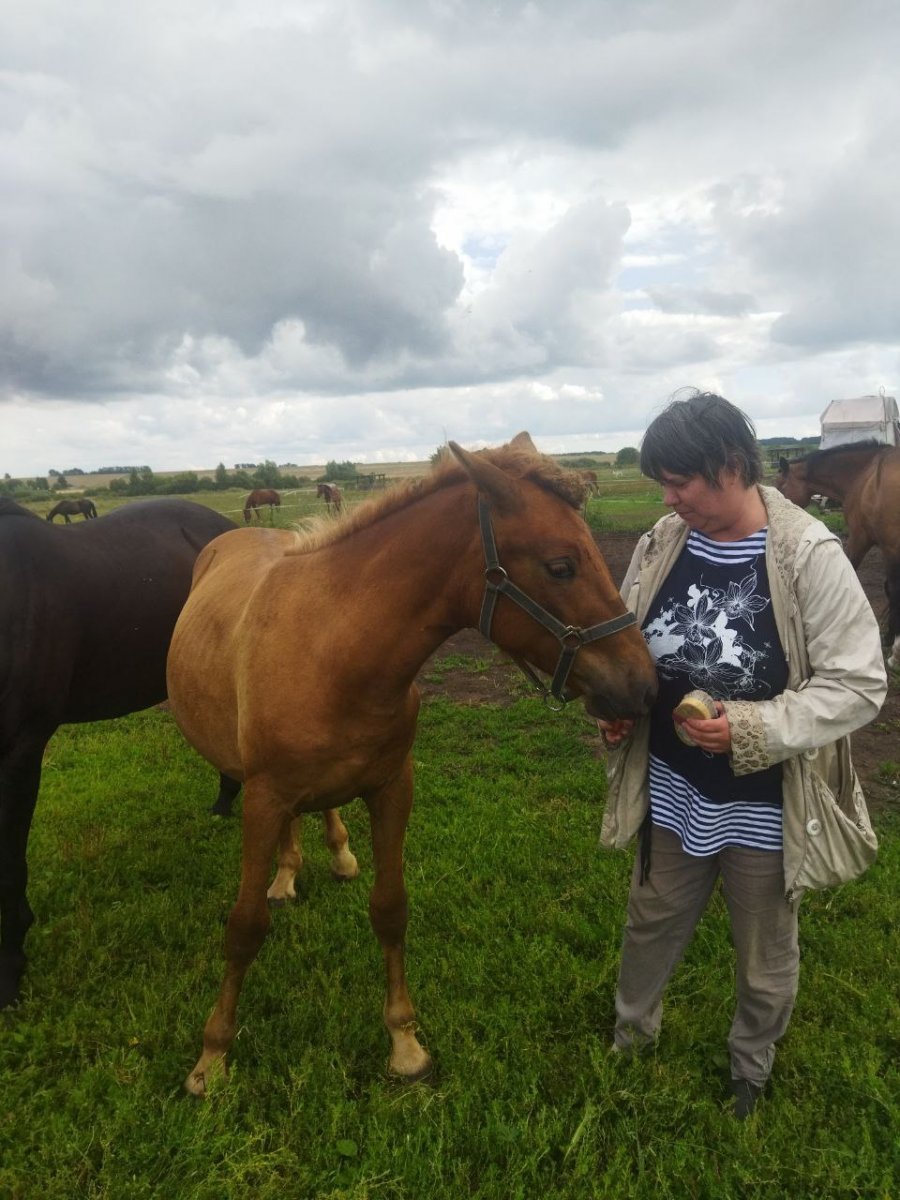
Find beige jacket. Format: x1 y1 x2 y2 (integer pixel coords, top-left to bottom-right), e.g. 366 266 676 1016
600 486 887 900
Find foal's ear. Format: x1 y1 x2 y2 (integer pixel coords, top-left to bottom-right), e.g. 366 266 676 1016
778 456 789 473
448 442 521 512
507 431 538 454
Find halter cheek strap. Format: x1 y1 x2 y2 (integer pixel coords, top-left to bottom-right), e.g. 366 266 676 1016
476 498 637 707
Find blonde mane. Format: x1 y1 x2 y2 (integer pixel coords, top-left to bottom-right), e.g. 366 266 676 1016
287 444 586 555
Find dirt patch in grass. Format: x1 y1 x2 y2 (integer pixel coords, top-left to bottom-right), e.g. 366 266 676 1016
416 532 900 816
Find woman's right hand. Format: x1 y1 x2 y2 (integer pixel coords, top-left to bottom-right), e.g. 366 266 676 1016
596 718 635 746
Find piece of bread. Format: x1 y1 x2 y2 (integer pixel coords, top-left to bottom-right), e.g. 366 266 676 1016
673 690 717 746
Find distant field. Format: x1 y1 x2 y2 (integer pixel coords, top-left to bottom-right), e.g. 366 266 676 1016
53 450 623 494
28 464 838 540
55 460 433 492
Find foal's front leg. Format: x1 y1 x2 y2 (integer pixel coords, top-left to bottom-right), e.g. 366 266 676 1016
366 760 432 1081
185 782 283 1095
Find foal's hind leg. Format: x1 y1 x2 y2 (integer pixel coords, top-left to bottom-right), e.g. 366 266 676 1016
266 810 358 904
267 816 303 904
323 809 359 881
366 762 432 1081
185 783 282 1095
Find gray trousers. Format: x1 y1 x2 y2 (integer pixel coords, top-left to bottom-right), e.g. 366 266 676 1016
614 824 799 1085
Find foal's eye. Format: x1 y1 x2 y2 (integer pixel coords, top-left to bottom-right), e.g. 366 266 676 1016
546 558 575 579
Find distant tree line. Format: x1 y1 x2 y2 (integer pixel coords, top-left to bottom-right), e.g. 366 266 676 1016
0 474 54 501
1 459 363 502
107 461 319 497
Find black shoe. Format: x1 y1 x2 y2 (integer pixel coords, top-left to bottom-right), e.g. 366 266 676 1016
730 1078 764 1120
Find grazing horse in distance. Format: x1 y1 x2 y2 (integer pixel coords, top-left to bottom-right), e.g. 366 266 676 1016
243 489 281 523
47 498 98 522
775 441 900 667
316 482 343 514
167 431 658 1094
0 498 237 1009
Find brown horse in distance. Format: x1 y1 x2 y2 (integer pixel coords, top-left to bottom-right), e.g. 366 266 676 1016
243 489 281 523
47 498 98 522
167 432 657 1094
775 441 900 667
316 481 343 514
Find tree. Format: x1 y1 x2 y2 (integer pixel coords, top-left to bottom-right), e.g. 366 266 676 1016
214 462 231 490
125 467 158 496
52 475 70 491
616 446 639 467
252 460 282 487
159 471 200 494
323 460 359 481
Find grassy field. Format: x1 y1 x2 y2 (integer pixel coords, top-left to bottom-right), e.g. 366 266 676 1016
6 469 889 1198
0 702 896 1199
27 464 847 541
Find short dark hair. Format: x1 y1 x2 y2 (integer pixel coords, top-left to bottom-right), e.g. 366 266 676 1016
639 390 763 488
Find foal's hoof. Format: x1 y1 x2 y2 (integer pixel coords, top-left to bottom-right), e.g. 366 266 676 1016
184 1055 227 1097
330 866 360 883
184 1068 208 1097
389 1059 435 1086
330 853 360 882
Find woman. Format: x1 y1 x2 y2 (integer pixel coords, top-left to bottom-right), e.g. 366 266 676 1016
599 391 886 1118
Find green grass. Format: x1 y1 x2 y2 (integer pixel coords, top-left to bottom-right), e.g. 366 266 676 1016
583 471 849 537
27 468 850 542
1 699 897 1198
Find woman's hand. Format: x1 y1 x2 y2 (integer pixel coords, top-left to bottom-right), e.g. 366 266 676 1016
597 718 635 746
676 702 732 753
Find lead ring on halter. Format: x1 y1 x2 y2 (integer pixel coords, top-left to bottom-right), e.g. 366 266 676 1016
476 498 637 707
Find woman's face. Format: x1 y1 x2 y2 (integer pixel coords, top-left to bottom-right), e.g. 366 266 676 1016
657 466 752 536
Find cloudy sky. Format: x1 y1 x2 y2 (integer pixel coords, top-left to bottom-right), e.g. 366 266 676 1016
3 0 900 475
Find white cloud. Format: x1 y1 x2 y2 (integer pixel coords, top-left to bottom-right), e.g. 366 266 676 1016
2 0 900 473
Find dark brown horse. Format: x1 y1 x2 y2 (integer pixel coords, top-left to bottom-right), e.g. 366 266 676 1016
167 432 657 1093
47 498 98 522
775 441 900 667
0 498 237 1008
243 489 281 523
316 482 343 514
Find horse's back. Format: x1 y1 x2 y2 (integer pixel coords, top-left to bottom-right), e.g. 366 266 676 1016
0 499 236 729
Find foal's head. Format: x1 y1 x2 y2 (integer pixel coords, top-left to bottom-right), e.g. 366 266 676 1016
448 433 657 719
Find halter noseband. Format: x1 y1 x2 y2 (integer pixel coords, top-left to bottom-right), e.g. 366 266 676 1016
476 498 637 709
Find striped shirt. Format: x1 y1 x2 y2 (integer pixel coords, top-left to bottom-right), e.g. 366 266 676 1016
642 528 787 856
